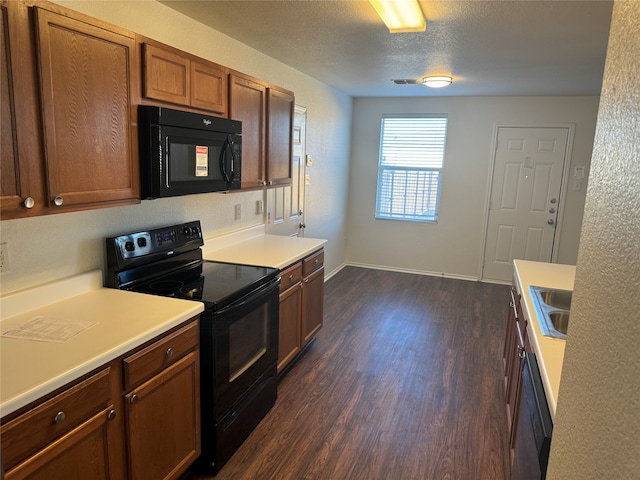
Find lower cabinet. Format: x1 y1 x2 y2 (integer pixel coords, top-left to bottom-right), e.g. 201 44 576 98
277 248 324 374
1 317 200 480
504 281 551 480
0 368 121 480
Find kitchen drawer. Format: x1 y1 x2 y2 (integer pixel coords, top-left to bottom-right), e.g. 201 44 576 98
280 262 302 292
123 318 199 390
302 249 324 276
1 367 111 470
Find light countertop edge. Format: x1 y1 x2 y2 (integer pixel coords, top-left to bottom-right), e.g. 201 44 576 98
513 259 575 421
203 233 328 269
1 283 203 417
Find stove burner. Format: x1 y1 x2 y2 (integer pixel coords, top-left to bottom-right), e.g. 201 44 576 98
148 280 184 292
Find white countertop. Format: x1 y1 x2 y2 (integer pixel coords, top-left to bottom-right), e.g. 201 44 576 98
0 270 203 417
203 225 327 269
513 259 575 420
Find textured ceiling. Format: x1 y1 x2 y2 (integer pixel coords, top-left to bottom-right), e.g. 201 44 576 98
160 0 613 97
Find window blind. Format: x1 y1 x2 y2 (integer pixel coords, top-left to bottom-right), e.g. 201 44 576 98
375 115 448 222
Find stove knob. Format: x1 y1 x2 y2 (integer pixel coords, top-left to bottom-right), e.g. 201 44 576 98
125 241 135 252
183 227 191 236
191 226 199 236
137 237 147 248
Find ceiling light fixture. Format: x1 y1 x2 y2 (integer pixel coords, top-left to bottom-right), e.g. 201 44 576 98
422 76 452 88
369 0 426 33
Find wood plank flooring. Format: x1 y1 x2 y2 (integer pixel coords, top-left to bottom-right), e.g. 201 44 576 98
189 266 511 480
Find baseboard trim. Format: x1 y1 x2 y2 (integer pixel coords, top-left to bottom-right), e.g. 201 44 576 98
342 262 480 283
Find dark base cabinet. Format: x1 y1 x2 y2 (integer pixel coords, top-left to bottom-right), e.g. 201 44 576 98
504 277 553 480
277 248 324 375
511 353 553 480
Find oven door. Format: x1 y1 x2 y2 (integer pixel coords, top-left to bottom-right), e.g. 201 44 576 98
202 277 280 420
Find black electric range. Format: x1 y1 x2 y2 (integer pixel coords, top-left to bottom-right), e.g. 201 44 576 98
105 220 281 474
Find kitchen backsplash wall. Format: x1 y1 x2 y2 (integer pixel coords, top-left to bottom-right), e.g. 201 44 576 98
0 0 352 294
0 191 264 293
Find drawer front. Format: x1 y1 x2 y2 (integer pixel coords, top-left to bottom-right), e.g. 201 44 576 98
1 367 111 470
280 262 302 292
303 249 324 276
123 318 199 390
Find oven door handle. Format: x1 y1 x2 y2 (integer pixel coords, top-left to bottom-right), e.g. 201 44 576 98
215 278 281 316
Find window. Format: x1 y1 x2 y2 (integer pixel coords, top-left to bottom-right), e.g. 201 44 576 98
375 115 448 222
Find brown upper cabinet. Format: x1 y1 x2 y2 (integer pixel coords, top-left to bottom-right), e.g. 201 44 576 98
141 40 228 117
266 86 294 187
229 71 293 188
1 0 140 220
229 72 266 188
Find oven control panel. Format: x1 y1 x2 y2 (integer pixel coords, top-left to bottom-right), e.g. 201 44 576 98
115 222 202 258
105 221 204 284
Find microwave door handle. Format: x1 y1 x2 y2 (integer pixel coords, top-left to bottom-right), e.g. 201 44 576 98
219 137 231 185
219 135 236 185
228 137 238 181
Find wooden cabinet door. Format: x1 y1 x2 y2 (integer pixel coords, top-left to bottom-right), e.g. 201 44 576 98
143 43 190 105
301 265 324 345
124 351 200 480
266 87 294 186
1 2 46 219
5 407 119 480
191 59 227 115
229 73 266 188
34 7 139 210
1 4 20 212
507 319 526 449
278 281 303 373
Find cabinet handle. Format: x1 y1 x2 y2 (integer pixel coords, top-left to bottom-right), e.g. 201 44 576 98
314 259 319 264
107 409 117 421
130 394 139 404
517 346 526 359
510 290 519 319
288 274 294 280
24 197 35 209
166 347 174 358
53 195 64 206
54 411 65 424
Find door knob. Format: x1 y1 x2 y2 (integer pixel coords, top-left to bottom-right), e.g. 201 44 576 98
550 198 557 204
549 208 556 214
548 219 555 225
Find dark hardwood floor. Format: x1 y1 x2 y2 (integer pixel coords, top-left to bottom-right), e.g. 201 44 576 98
189 266 511 480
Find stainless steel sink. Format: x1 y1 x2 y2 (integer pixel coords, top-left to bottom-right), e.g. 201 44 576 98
547 311 570 335
529 286 572 339
535 288 572 310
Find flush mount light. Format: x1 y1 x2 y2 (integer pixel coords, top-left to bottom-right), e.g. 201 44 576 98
369 0 426 33
422 76 453 88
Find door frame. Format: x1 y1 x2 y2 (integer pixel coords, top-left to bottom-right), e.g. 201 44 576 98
478 123 576 282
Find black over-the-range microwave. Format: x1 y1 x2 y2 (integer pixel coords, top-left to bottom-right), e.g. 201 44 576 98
138 105 242 199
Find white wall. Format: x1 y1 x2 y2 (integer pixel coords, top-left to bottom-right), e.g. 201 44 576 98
547 2 640 478
0 0 352 293
346 96 599 279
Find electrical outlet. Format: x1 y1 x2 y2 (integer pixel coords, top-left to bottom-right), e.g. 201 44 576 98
0 242 10 273
234 204 241 220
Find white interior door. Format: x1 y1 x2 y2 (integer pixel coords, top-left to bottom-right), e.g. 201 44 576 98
266 105 306 237
482 127 569 282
